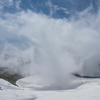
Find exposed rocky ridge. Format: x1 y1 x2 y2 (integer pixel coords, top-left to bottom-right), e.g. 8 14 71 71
73 73 100 78
0 67 23 86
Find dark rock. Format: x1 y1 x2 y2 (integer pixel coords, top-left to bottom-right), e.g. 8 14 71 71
0 67 23 86
72 73 100 78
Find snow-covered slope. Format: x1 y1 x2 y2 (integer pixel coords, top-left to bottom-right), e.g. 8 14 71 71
0 77 100 100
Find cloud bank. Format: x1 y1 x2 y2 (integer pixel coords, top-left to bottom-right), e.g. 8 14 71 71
0 1 100 90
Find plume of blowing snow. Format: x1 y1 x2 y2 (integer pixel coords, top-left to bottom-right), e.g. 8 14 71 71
0 5 100 90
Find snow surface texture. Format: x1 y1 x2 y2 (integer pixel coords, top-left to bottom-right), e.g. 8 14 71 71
0 77 100 100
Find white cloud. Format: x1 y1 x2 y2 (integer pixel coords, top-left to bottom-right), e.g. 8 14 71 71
0 0 13 12
16 0 21 9
0 4 100 90
46 1 69 16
